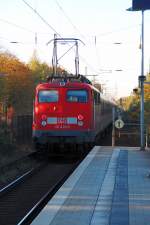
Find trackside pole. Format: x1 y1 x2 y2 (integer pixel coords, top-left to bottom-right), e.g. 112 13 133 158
112 107 115 147
140 10 145 151
145 127 148 148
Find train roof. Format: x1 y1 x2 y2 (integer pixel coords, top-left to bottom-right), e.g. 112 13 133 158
36 74 94 91
35 75 115 105
36 80 93 90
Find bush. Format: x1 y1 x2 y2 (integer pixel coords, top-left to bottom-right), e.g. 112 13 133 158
0 122 13 145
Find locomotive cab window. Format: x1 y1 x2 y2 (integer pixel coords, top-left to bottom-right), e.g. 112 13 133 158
67 90 88 103
38 90 58 103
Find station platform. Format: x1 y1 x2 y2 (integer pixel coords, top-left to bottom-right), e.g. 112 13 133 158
31 146 150 225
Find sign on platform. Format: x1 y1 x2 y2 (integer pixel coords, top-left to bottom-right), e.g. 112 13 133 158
115 119 124 129
132 0 150 11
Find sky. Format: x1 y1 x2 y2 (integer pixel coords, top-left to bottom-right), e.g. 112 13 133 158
0 0 150 99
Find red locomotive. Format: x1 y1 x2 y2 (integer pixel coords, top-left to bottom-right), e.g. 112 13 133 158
32 75 114 152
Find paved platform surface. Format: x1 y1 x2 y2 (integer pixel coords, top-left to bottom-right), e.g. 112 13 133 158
31 146 150 225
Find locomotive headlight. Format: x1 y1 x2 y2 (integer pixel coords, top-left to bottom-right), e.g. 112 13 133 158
35 106 39 114
78 121 84 126
41 120 47 126
41 114 47 120
78 114 84 120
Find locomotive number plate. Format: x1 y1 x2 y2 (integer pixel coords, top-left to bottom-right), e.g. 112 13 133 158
47 117 77 125
57 117 67 124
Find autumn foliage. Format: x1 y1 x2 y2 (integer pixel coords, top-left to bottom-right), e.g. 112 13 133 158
120 73 150 133
0 52 34 115
0 51 69 117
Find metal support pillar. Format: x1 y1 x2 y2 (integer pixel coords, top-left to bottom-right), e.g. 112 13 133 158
52 34 58 76
75 41 79 76
112 107 115 147
140 10 146 151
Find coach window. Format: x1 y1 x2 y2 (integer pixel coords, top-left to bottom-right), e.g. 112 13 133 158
93 91 97 104
38 90 58 103
94 91 100 104
67 90 88 103
97 92 100 104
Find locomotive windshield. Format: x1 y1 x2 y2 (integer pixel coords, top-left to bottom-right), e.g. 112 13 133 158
38 90 58 102
67 90 88 103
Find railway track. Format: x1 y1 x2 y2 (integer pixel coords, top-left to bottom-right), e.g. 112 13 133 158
0 151 47 190
0 154 81 225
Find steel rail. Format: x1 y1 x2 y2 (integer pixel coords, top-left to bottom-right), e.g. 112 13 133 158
17 160 81 225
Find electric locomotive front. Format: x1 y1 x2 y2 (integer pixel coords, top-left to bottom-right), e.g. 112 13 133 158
32 80 95 148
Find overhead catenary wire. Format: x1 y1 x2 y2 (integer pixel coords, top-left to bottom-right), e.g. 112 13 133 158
21 0 101 75
54 0 88 43
54 0 102 74
96 24 141 38
1 1 142 77
22 0 61 37
0 18 34 33
0 35 12 42
0 18 54 37
54 0 108 74
0 35 29 44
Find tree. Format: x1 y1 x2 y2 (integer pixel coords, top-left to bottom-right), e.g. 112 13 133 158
120 72 150 127
0 51 34 115
28 51 53 85
28 51 70 85
144 73 150 125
